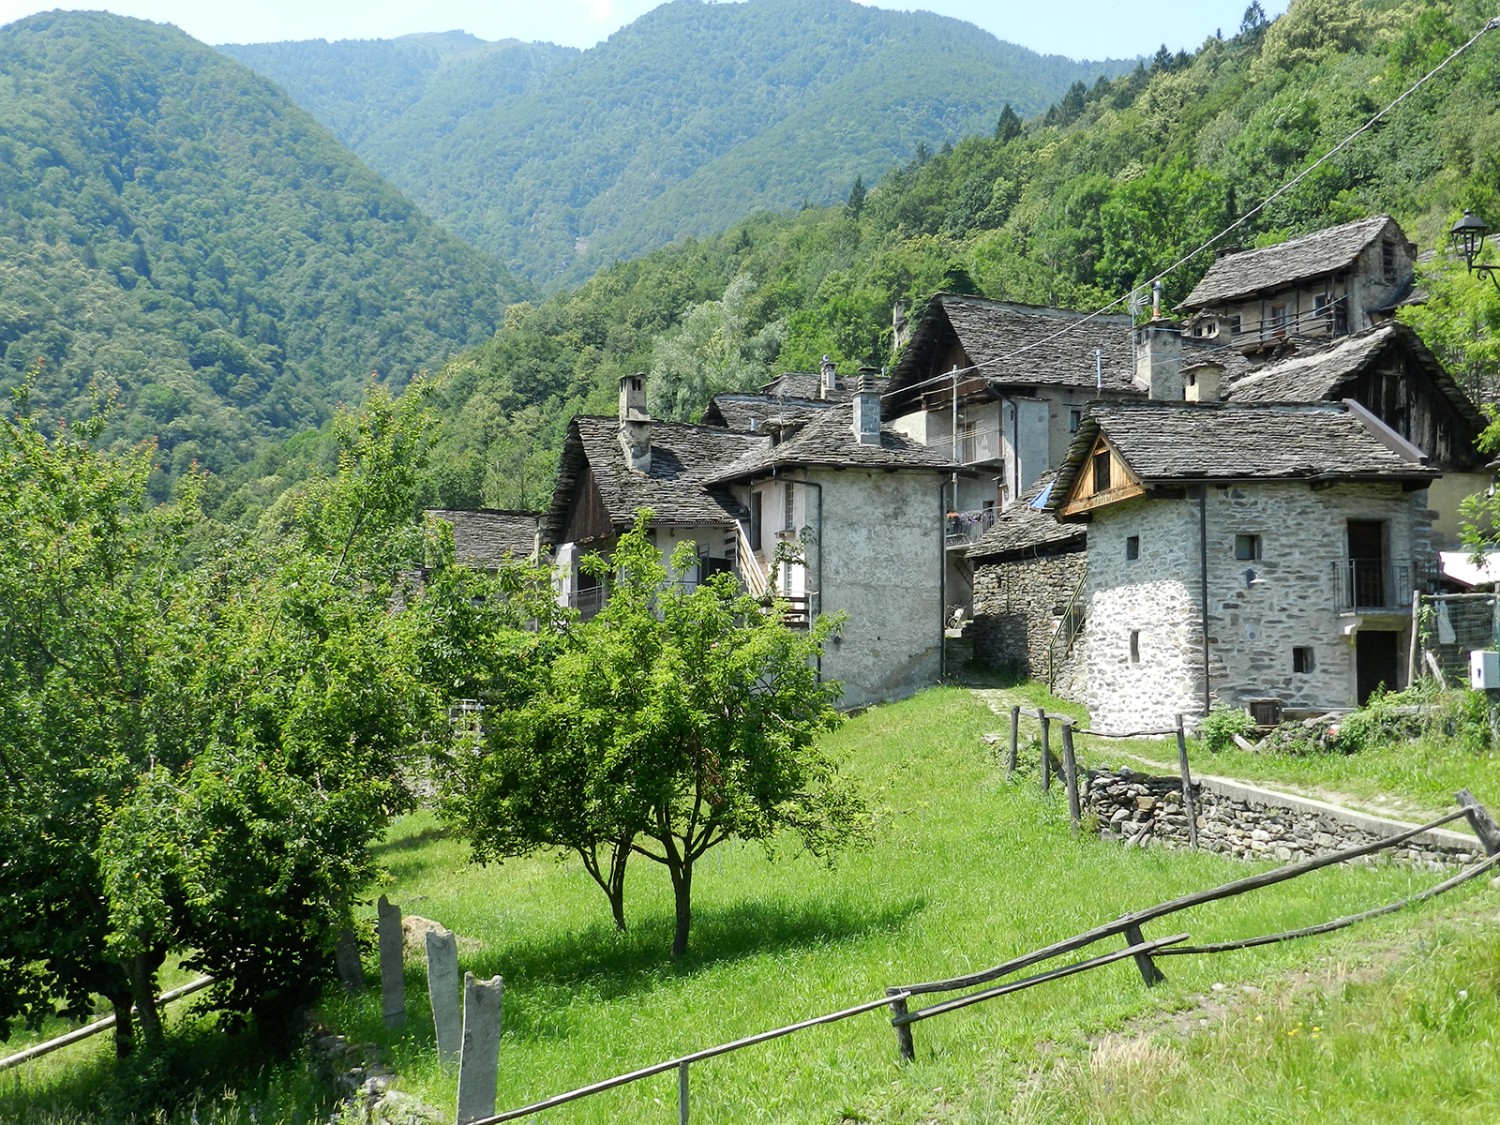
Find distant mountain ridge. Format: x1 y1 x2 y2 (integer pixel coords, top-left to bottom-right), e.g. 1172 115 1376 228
0 10 528 489
223 0 1131 288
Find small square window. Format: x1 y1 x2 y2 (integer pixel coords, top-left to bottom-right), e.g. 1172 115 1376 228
1230 314 1242 335
1293 647 1315 674
1068 408 1082 433
1234 534 1262 561
1128 630 1141 663
1125 535 1140 561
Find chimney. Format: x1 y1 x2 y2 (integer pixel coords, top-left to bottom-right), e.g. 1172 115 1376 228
1134 320 1183 401
820 355 837 399
1184 363 1223 403
852 368 882 445
618 373 652 473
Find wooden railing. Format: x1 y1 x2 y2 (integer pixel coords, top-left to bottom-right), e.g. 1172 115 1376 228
735 522 769 597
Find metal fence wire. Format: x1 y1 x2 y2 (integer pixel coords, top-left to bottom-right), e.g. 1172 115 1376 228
1419 593 1497 685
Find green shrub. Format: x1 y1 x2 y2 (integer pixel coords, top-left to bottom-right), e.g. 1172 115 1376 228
1197 704 1254 752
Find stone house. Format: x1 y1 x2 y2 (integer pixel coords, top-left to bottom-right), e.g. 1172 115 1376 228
543 373 953 707
1177 215 1415 353
425 509 541 568
879 294 1145 611
1047 401 1438 735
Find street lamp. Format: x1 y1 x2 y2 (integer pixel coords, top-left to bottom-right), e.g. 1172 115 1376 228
1450 209 1500 289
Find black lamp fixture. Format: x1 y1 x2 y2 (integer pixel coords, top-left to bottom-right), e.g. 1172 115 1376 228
1450 209 1500 289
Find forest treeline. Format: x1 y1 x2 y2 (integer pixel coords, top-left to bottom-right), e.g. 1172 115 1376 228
400 0 1500 515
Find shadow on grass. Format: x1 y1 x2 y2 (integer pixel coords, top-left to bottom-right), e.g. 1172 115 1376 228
457 894 926 1040
373 820 456 858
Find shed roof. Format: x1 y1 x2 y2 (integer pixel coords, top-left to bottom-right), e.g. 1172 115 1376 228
968 473 1084 560
426 509 540 565
1049 401 1436 510
708 402 954 484
885 294 1138 410
1180 216 1401 309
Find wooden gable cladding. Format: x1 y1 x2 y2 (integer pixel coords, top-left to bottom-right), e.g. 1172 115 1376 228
560 462 614 546
1057 435 1146 518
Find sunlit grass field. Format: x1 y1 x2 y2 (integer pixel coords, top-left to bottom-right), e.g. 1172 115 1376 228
6 686 1498 1123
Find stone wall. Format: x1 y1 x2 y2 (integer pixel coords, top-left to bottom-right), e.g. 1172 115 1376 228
1082 767 1482 869
1085 482 1434 735
970 546 1085 695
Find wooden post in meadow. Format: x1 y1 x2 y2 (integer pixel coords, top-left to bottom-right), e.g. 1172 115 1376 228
376 895 405 1029
1175 714 1199 849
1037 709 1051 793
1121 923 1166 986
1060 720 1082 834
1006 705 1020 780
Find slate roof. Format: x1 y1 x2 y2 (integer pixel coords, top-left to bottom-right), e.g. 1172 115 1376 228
426 509 539 566
708 403 955 484
543 416 765 545
1224 323 1484 429
1049 401 1436 509
1179 216 1400 309
968 473 1084 561
700 392 835 431
759 372 885 401
886 294 1138 408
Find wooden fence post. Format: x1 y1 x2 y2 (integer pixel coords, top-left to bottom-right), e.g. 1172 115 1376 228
1006 706 1020 780
1457 788 1500 855
1122 923 1166 986
1038 709 1051 793
1176 714 1199 849
887 990 915 1062
1061 720 1081 834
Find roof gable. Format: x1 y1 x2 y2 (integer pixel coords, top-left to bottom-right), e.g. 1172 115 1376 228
1055 434 1146 519
1180 216 1403 309
708 402 954 483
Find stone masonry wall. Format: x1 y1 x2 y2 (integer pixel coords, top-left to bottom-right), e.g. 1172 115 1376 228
1083 767 1482 869
971 546 1085 695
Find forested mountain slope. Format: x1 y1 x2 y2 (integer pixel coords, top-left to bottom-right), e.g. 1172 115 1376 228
227 0 1129 288
408 0 1500 513
0 11 528 492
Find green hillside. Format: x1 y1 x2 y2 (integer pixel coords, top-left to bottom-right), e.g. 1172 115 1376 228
228 0 1130 288
414 0 1500 512
0 11 529 491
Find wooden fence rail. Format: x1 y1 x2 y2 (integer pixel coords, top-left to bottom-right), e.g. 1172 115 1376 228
884 799 1496 1061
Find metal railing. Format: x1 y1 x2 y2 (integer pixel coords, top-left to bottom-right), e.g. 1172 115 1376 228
1047 569 1087 687
945 508 997 548
1333 560 1415 612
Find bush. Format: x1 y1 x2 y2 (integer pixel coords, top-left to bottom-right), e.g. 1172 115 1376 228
1197 705 1254 752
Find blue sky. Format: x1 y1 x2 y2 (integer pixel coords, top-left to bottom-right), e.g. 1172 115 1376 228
0 1 1290 60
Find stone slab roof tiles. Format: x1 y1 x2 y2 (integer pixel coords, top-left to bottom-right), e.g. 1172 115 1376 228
758 372 887 401
708 403 955 483
544 416 765 544
1051 401 1436 505
426 509 540 565
887 294 1139 400
700 393 834 431
967 473 1084 561
1180 215 1397 309
1224 323 1484 429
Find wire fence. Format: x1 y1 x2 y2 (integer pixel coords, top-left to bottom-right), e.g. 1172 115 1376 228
1419 592 1496 686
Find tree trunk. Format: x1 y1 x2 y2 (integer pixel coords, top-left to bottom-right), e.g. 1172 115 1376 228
669 860 693 960
607 837 630 932
108 990 135 1058
123 952 165 1055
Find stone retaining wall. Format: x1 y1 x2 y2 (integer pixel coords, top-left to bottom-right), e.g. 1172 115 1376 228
1082 767 1482 869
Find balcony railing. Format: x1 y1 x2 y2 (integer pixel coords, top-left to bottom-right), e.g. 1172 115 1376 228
946 508 997 548
1333 560 1414 612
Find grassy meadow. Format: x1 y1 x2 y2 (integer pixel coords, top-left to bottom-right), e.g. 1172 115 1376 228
5 685 1499 1123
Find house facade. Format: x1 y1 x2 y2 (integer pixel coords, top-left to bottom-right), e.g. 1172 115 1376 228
1178 215 1416 352
1049 401 1437 735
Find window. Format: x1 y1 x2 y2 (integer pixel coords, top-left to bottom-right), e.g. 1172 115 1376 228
1125 535 1140 561
1382 239 1397 283
1269 304 1287 337
1314 293 1330 329
1129 630 1141 663
1230 314 1242 336
1293 647 1315 674
957 418 979 464
1068 408 1082 433
750 491 763 549
783 481 796 531
1234 534 1262 561
1092 449 1112 493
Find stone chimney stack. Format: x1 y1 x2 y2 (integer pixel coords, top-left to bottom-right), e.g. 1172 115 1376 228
852 368 882 445
1184 363 1223 403
820 355 837 400
618 373 652 474
1134 320 1183 401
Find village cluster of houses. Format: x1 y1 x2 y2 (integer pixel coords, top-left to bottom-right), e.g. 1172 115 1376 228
438 215 1491 734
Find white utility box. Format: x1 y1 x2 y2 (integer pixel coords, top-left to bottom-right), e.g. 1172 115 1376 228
1471 649 1500 690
